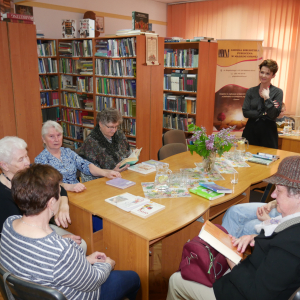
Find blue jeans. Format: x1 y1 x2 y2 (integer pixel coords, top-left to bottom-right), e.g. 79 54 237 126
99 270 140 300
222 203 280 238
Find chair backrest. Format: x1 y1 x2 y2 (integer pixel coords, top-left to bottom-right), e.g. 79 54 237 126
260 183 275 203
158 143 187 160
163 130 186 146
0 264 67 300
289 287 300 300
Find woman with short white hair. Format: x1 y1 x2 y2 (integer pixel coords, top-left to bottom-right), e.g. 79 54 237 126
0 136 87 253
35 120 121 193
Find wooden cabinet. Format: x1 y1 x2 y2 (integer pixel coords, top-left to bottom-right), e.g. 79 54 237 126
0 22 43 161
163 41 217 135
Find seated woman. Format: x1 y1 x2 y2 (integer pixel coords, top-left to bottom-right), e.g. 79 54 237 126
0 136 87 253
0 164 140 300
35 120 121 192
167 156 300 300
79 108 136 182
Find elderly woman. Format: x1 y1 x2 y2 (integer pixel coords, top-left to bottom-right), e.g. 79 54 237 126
79 108 136 182
167 156 300 300
0 136 86 252
242 59 283 149
0 164 140 300
35 120 121 192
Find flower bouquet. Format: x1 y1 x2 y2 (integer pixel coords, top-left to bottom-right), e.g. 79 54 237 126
188 124 236 172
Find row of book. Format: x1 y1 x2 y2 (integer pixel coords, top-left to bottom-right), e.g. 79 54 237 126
59 58 93 75
62 139 82 151
164 48 199 68
37 40 56 57
127 138 136 150
164 73 197 92
96 78 136 98
40 91 59 107
61 122 84 141
95 96 136 117
38 58 58 74
61 92 94 110
59 40 93 57
95 58 136 77
61 108 94 127
120 118 136 136
163 114 195 131
39 75 59 90
41 107 60 123
95 38 136 57
60 75 93 93
163 94 197 114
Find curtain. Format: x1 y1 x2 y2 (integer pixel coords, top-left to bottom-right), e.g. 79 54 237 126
167 0 300 116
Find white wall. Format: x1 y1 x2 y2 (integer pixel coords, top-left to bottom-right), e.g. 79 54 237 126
23 0 167 38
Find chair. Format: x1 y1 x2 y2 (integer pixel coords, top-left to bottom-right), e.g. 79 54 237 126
289 287 300 300
0 263 67 300
163 129 186 146
158 143 187 160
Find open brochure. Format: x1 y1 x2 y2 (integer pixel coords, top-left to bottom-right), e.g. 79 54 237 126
119 148 142 167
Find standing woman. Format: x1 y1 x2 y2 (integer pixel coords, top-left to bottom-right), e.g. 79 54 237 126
242 59 283 149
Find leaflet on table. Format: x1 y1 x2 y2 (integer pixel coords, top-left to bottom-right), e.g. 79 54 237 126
141 182 191 199
142 159 168 167
225 159 250 168
194 163 225 181
214 160 237 174
105 192 150 212
128 163 156 174
130 201 165 219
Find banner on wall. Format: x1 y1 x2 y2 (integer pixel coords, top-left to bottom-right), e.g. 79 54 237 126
213 40 263 131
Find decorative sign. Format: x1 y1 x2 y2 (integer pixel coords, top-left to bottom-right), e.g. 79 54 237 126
214 40 263 131
145 33 159 66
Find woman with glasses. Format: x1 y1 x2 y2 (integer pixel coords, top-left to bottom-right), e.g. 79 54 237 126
79 108 137 182
35 120 121 192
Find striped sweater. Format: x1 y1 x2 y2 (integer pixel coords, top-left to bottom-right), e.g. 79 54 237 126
0 216 112 300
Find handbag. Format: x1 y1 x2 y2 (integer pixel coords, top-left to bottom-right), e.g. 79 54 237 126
178 224 230 287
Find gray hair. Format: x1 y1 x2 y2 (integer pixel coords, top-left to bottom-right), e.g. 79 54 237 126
42 120 63 137
0 136 27 164
96 108 123 125
287 186 300 197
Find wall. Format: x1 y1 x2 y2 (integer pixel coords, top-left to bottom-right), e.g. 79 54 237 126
15 0 167 38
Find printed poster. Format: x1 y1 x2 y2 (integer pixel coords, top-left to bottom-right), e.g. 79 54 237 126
214 40 263 131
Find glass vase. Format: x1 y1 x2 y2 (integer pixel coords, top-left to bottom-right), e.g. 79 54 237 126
202 152 216 173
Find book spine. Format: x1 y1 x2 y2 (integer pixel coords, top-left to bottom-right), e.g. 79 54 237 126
4 13 34 21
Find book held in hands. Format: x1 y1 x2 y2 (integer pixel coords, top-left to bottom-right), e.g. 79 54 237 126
199 220 243 265
119 148 142 167
190 185 224 200
106 178 136 189
105 193 150 212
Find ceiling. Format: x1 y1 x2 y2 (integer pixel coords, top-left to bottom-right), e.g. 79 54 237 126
151 0 212 4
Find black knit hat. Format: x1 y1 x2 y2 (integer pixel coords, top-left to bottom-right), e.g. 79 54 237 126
264 156 300 188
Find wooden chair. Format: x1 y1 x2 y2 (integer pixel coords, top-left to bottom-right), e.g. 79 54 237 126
163 129 186 146
0 263 67 300
158 143 187 160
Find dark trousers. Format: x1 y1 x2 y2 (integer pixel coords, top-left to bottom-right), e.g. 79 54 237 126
99 270 140 300
242 118 278 149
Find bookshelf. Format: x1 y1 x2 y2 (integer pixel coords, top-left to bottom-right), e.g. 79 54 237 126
41 35 164 161
0 22 43 162
163 41 217 135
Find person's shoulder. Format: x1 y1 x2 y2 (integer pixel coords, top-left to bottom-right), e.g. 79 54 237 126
2 215 21 233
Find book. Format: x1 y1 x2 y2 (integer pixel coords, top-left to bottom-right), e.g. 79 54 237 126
256 152 280 160
62 19 76 38
130 201 165 218
247 157 273 166
199 182 232 194
2 13 34 21
132 11 149 30
106 178 136 189
105 192 150 212
119 148 142 167
199 220 243 265
190 185 224 200
128 163 156 174
80 19 95 38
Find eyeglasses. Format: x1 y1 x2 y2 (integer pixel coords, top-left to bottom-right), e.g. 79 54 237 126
105 124 119 130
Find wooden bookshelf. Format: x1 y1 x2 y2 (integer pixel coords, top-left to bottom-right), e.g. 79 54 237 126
163 41 217 135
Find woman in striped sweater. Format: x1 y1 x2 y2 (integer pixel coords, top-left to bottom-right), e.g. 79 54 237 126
0 164 140 300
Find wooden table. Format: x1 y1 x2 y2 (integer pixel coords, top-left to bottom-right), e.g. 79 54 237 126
67 145 296 300
278 133 300 153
